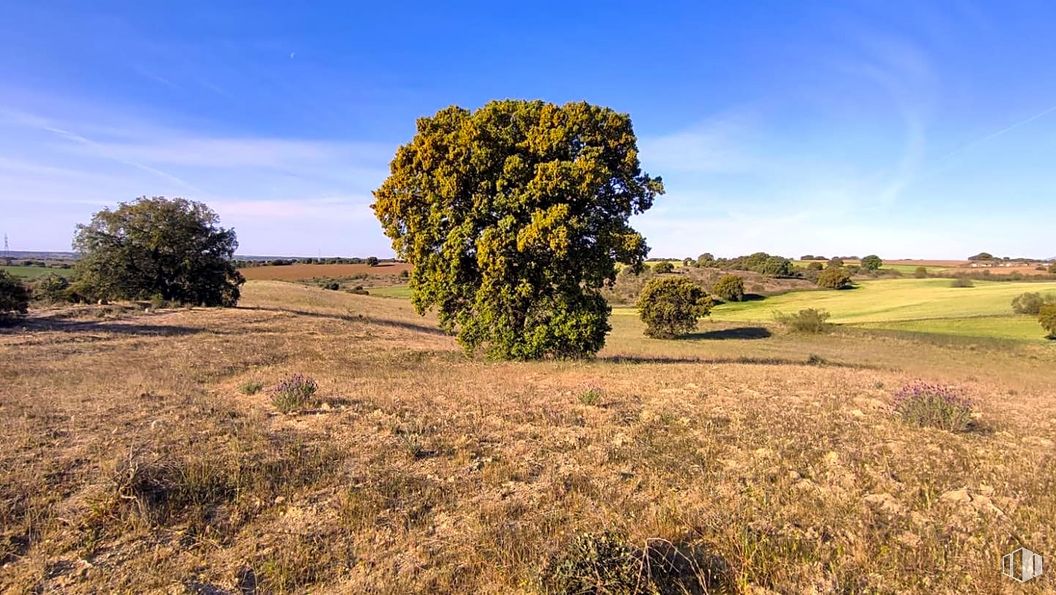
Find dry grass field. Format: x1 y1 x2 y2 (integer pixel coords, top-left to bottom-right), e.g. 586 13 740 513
2 280 1055 593
239 263 412 282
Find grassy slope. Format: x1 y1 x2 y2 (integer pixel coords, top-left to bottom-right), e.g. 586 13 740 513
704 278 1056 341
0 265 67 280
3 280 1056 593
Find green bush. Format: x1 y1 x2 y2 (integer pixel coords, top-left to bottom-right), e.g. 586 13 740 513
807 262 824 271
239 380 265 395
860 255 883 271
817 267 852 289
366 256 380 267
637 277 713 339
32 274 72 303
653 261 675 274
712 274 745 302
827 257 844 269
1011 292 1053 315
578 387 603 406
0 271 30 317
1041 304 1056 339
913 266 928 279
950 277 974 288
775 308 832 333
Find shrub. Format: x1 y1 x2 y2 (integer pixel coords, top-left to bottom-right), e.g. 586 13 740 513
0 271 30 317
860 255 883 271
578 387 603 406
807 262 824 271
32 273 72 303
271 374 319 413
775 308 832 333
827 257 844 269
637 277 713 339
366 256 380 267
239 380 265 395
653 261 675 274
893 382 974 432
1041 304 1056 339
399 270 409 279
712 274 745 302
540 532 719 594
817 267 852 289
1049 263 1056 274
324 281 340 291
1012 292 1048 315
913 266 928 279
950 277 974 288
696 253 715 267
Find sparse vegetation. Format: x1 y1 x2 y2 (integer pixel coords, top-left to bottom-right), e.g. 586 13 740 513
775 308 832 333
578 386 603 406
893 382 975 432
950 277 974 288
712 274 745 302
637 277 713 338
239 380 265 395
271 374 319 412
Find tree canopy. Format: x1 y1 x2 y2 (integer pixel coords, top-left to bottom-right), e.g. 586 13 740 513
817 267 853 290
73 197 244 306
637 277 713 339
372 100 663 359
860 255 883 271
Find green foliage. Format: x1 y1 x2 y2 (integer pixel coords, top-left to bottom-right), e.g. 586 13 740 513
827 257 845 269
775 308 832 333
31 274 72 303
372 100 663 359
696 253 715 267
636 277 712 339
1012 292 1055 315
968 252 994 261
712 274 745 302
366 256 380 267
913 266 928 279
817 267 852 289
1049 263 1056 274
860 255 883 271
682 257 694 267
950 277 974 288
73 197 243 306
0 271 30 317
807 262 824 271
709 252 791 276
1041 304 1056 339
653 261 675 274
239 380 265 395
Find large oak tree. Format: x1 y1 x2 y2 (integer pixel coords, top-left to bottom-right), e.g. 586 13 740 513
373 100 663 359
73 197 244 306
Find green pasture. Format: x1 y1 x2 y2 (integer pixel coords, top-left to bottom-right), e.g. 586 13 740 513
0 265 70 280
368 284 413 299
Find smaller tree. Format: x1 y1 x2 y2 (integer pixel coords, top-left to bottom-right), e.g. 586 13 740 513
913 266 928 279
682 257 695 268
807 262 824 271
817 267 852 290
1012 292 1051 315
860 255 883 271
1049 263 1056 274
712 274 745 302
696 253 715 268
653 261 675 274
968 252 994 261
0 271 30 317
1040 304 1056 339
32 274 72 303
637 277 713 339
827 257 845 269
366 256 380 267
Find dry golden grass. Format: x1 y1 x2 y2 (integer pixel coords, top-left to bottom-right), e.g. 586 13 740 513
239 263 411 281
2 280 1055 593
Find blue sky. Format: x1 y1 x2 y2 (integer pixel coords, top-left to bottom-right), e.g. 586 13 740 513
2 1 1055 258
